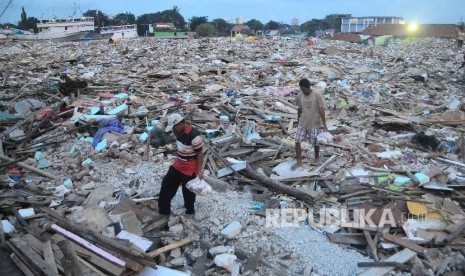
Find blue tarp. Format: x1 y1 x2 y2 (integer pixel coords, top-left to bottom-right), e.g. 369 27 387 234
92 119 126 147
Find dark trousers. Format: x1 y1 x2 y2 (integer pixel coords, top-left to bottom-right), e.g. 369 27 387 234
158 166 196 215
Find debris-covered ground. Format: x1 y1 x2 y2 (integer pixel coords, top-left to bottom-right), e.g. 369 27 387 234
1 36 465 276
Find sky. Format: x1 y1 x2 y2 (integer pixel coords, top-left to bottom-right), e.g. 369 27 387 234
0 0 463 25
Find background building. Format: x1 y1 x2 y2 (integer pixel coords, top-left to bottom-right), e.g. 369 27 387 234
291 18 299 26
341 16 404 33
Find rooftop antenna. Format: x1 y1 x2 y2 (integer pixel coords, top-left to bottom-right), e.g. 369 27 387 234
0 0 13 18
72 1 76 17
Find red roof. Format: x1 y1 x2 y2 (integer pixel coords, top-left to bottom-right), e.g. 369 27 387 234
231 25 250 32
363 24 459 38
154 22 175 29
325 33 361 43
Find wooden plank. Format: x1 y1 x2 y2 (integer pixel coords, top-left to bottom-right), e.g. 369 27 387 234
50 224 126 267
77 256 107 276
142 217 169 233
147 237 192 257
41 208 153 271
57 240 83 276
443 221 465 245
247 150 278 163
8 237 60 276
10 253 35 276
327 233 367 245
51 234 124 276
339 189 374 200
359 249 416 276
384 234 425 254
42 240 59 275
0 214 5 247
358 262 402 268
0 155 60 180
244 165 318 204
363 230 379 261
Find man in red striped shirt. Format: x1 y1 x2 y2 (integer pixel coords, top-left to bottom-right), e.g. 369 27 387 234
158 113 204 216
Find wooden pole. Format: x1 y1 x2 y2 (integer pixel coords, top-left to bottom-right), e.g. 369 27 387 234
243 165 318 204
0 155 60 180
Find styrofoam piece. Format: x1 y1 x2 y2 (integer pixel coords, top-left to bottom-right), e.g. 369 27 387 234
18 208 35 218
138 266 190 276
271 160 312 180
1 220 15 233
116 230 153 252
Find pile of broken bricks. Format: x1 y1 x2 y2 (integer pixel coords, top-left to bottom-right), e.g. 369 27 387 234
0 36 465 275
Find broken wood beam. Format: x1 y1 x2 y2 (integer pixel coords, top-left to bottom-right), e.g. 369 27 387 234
41 208 156 271
8 237 60 276
0 156 28 169
10 253 35 276
443 221 465 245
0 214 5 247
384 234 425 254
51 234 125 276
147 237 192 257
43 240 59 275
359 249 416 276
357 262 403 268
243 165 318 204
51 224 126 267
0 155 61 180
57 240 83 276
363 230 379 261
142 216 169 233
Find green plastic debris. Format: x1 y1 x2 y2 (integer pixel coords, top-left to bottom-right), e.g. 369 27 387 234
113 93 129 99
90 106 101 115
95 139 107 152
340 99 347 108
37 159 52 169
107 103 127 115
63 178 73 187
82 158 94 166
139 132 149 142
34 151 42 161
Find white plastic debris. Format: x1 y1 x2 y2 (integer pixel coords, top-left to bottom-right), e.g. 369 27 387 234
116 230 153 252
220 221 242 238
18 208 35 218
317 132 333 143
1 220 15 233
186 177 213 196
214 253 238 271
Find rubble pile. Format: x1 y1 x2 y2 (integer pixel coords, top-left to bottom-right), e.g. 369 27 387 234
0 36 465 275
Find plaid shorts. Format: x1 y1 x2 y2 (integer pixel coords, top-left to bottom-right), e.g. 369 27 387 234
294 127 323 145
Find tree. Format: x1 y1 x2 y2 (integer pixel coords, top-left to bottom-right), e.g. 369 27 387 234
265 20 280 30
159 7 186 29
136 7 186 36
83 9 111 29
189 16 208 32
211 18 231 36
196 23 214 37
300 19 327 36
323 14 351 32
136 13 158 36
246 19 264 33
111 12 136 26
17 7 38 32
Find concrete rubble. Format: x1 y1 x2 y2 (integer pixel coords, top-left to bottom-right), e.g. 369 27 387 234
0 36 465 276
